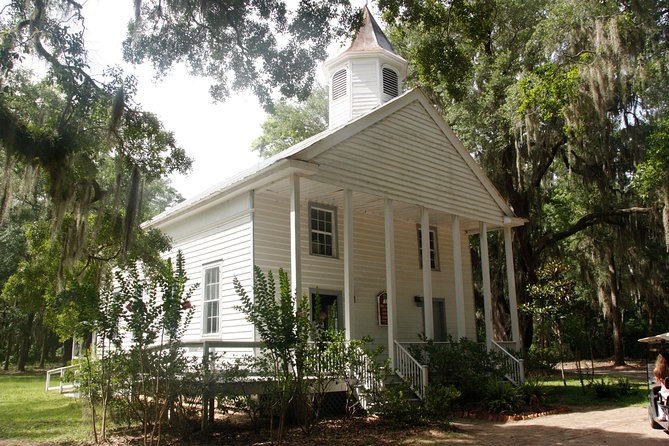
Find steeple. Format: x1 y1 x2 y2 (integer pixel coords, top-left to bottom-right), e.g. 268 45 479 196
323 5 408 129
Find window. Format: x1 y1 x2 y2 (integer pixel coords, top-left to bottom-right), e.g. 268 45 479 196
417 226 440 271
203 266 220 334
382 67 399 98
310 203 337 257
331 68 347 101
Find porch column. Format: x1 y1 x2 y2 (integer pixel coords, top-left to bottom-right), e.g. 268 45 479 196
504 226 521 349
480 222 493 349
289 174 302 304
343 189 354 341
421 208 434 339
385 199 397 368
452 215 466 340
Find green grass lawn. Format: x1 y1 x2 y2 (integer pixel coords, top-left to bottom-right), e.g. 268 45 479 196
0 372 92 443
539 375 648 408
0 369 649 444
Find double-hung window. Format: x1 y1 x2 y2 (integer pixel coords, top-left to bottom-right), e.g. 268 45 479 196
417 226 440 271
310 203 337 258
203 266 220 334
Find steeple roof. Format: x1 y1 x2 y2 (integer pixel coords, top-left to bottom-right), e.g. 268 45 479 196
324 4 407 73
344 5 396 54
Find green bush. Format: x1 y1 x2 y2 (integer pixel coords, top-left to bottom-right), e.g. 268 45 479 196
485 381 524 415
423 384 461 419
524 345 560 372
590 377 633 399
407 338 508 402
372 385 424 424
519 378 547 406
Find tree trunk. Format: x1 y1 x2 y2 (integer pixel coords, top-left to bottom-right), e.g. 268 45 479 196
62 337 73 366
16 312 35 372
39 328 47 369
608 253 626 366
662 178 669 253
3 332 13 370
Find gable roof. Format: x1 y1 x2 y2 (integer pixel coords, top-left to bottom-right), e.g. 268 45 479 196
145 88 522 229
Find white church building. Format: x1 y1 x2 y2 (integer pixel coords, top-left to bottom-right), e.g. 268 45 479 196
143 6 525 389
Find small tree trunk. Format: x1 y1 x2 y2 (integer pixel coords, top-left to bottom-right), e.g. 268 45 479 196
662 179 669 253
37 315 47 369
17 312 35 372
3 332 13 370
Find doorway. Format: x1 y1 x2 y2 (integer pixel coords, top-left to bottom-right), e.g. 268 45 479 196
310 290 342 331
422 298 448 341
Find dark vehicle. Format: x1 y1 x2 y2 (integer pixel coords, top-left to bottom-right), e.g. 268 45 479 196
639 332 669 430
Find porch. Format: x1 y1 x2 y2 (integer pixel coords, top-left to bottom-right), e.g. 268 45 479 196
254 172 523 367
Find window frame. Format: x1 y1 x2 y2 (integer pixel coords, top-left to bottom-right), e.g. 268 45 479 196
417 225 440 271
202 264 221 335
309 202 338 258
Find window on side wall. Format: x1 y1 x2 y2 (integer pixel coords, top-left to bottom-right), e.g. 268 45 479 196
417 225 440 271
309 203 337 258
203 265 220 334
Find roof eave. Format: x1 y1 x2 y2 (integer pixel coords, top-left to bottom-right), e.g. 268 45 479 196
143 159 319 229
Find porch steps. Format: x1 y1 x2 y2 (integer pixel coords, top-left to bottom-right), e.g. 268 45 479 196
385 373 421 404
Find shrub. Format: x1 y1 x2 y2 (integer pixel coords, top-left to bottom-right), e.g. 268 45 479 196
485 381 524 415
372 385 424 424
408 338 508 403
525 345 560 372
519 378 547 407
423 384 461 420
590 377 633 399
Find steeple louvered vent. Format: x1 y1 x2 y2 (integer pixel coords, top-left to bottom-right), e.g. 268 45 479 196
323 5 407 128
382 67 399 98
332 69 347 100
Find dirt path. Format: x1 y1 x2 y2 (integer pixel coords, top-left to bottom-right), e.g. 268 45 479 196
409 405 669 445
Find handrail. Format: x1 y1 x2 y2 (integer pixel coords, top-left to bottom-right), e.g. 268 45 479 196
45 364 79 393
491 340 525 385
394 341 427 400
495 340 519 352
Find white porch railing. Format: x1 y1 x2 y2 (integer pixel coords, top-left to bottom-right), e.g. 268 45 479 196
394 341 428 400
45 364 79 394
491 340 525 386
495 340 519 352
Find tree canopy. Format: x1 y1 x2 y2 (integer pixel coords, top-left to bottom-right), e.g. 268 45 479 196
124 0 362 110
251 85 327 158
379 0 669 362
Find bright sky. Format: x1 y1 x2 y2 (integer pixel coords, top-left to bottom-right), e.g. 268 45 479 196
81 0 371 200
82 0 267 200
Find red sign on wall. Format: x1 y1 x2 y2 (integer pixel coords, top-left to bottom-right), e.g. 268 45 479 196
377 291 388 326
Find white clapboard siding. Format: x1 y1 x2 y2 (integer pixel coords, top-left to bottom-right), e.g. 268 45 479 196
351 59 380 120
149 193 255 346
330 92 351 130
254 192 345 293
169 214 254 344
253 189 476 354
311 100 506 225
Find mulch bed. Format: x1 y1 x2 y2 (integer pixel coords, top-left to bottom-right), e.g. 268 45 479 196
140 405 567 445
